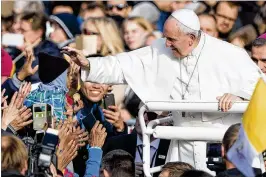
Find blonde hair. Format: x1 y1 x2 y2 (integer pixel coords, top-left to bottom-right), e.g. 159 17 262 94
122 16 153 34
82 17 124 56
2 135 28 172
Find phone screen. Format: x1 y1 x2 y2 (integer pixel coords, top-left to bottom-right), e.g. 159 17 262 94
206 143 222 157
33 105 46 130
82 113 97 132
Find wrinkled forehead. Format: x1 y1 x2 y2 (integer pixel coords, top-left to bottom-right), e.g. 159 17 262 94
163 18 182 38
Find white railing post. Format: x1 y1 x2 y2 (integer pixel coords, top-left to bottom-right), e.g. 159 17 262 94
139 101 250 177
138 105 152 177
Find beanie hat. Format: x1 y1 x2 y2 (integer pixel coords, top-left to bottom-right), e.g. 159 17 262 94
129 2 160 24
1 48 14 77
50 13 81 39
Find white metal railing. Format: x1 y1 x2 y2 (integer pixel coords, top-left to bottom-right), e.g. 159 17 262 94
138 101 249 177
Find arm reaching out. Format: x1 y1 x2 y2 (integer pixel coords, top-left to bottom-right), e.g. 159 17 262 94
62 47 126 85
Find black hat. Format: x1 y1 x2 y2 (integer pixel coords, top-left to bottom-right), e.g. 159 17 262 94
38 52 69 83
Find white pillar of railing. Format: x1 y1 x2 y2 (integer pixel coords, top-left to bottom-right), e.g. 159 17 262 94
138 101 249 177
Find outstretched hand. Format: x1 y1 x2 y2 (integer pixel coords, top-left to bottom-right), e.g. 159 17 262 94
62 47 89 68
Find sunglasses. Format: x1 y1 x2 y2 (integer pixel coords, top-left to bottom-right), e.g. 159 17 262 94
106 4 127 11
82 29 100 36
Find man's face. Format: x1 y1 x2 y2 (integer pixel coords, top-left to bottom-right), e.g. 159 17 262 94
106 0 129 18
163 18 193 58
159 170 170 177
215 2 238 34
199 15 218 38
84 8 105 19
251 45 266 74
81 82 111 103
170 1 190 12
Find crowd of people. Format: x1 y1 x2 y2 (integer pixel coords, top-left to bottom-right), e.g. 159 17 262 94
1 1 266 177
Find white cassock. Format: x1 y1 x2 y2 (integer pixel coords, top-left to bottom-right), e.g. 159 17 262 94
81 33 262 171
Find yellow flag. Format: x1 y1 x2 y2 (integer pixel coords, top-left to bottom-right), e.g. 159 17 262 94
243 78 266 153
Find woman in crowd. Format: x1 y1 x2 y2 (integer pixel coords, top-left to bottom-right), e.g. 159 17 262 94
122 16 153 51
81 17 124 56
81 17 129 119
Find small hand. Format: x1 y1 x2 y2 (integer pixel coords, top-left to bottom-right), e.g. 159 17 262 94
103 105 124 132
73 100 84 113
216 93 243 112
1 89 8 109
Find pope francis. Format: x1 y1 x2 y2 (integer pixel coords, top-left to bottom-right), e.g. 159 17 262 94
63 9 262 172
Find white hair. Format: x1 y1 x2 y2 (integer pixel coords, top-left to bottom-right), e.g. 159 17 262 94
171 16 200 38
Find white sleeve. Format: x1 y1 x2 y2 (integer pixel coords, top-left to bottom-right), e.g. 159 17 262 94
81 55 126 85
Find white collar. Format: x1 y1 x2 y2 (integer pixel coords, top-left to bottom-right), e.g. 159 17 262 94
137 134 160 150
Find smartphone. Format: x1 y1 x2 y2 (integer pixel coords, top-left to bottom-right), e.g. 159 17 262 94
33 104 47 131
2 33 24 47
75 35 97 56
35 130 45 144
81 112 97 132
46 104 52 126
104 93 115 110
206 143 222 157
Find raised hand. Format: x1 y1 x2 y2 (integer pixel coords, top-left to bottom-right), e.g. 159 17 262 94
17 47 39 81
57 140 78 172
2 92 28 130
9 107 33 131
88 121 107 148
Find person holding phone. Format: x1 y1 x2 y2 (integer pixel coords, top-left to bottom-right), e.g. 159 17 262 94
73 80 127 177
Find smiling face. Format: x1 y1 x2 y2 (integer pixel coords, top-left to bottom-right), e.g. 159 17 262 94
163 18 195 58
81 82 111 103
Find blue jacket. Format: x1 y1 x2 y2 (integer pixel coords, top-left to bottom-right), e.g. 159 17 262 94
76 93 127 138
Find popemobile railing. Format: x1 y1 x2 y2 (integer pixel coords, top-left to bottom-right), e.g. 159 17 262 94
138 100 251 177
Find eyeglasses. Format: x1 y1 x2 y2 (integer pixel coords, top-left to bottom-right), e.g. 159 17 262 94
82 29 100 36
216 13 237 22
106 4 127 11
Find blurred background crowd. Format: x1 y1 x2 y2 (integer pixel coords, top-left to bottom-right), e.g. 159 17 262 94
1 1 266 177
